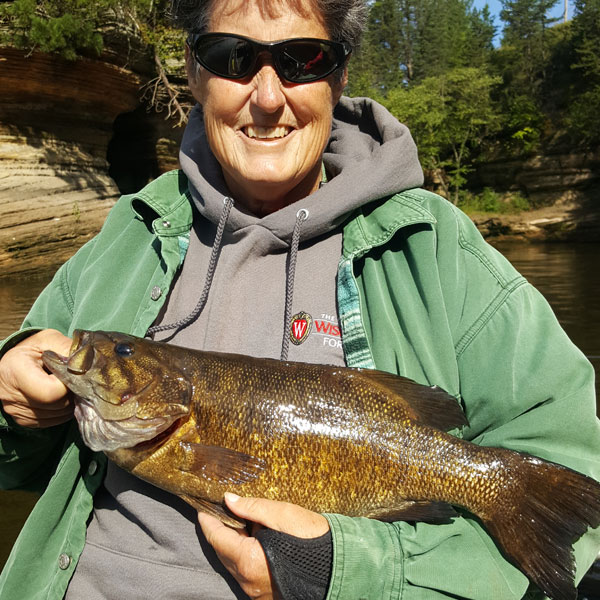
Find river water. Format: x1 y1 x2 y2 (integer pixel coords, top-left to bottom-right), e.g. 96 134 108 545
493 242 600 406
1 242 599 592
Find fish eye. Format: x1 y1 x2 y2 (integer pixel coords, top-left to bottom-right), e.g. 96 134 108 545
114 342 135 358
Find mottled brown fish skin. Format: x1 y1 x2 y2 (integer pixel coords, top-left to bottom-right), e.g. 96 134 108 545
108 345 476 518
42 330 600 600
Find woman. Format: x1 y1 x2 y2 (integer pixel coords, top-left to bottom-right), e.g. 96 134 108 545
1 0 599 598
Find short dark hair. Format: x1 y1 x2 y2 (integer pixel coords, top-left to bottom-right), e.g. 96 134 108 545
170 0 368 50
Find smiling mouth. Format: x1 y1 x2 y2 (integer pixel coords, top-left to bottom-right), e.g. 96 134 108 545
243 125 292 140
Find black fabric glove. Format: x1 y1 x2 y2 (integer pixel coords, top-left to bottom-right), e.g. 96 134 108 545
255 528 333 600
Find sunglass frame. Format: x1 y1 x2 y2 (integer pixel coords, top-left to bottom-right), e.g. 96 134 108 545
187 32 352 83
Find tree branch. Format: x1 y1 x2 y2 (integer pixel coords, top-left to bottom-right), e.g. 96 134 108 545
152 49 189 127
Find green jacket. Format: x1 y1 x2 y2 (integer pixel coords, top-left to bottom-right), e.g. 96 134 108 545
1 170 599 600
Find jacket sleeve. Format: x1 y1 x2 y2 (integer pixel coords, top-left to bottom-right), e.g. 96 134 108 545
325 276 600 598
0 243 95 493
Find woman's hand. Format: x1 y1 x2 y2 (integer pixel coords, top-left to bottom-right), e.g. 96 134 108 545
198 493 330 600
0 329 74 428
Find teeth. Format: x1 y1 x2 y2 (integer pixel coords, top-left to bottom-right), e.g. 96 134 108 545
245 125 290 139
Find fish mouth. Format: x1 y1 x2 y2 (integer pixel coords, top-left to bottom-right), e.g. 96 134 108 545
43 330 140 414
43 345 101 401
43 330 184 452
42 329 97 380
42 349 67 372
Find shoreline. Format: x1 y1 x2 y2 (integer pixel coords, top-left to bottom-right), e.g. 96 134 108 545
469 198 600 244
1 201 599 281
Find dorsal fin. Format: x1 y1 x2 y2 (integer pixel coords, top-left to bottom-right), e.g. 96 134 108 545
360 370 468 432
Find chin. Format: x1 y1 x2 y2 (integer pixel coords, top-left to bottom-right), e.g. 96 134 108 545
237 167 301 190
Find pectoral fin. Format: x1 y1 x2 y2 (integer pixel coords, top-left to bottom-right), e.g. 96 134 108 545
177 442 266 485
180 494 246 529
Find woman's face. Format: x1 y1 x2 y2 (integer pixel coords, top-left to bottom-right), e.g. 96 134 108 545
186 0 346 215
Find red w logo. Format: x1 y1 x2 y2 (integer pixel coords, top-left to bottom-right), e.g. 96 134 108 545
290 312 312 345
292 320 308 340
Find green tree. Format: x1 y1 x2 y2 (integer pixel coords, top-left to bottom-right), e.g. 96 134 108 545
414 0 494 80
465 4 497 68
0 0 159 59
355 0 406 92
0 0 189 123
348 0 495 97
384 67 501 202
347 0 422 95
567 0 600 143
539 21 575 115
491 0 562 151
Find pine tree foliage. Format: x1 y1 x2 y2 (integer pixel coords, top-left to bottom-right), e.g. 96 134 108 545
0 0 161 59
567 0 600 142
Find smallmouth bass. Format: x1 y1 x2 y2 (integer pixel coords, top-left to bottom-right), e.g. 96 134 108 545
42 330 600 600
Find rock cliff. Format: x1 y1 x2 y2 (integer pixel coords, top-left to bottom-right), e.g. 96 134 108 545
0 42 185 278
1 44 598 280
469 146 600 241
474 147 600 204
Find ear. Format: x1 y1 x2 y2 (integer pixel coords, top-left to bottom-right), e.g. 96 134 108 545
186 44 205 104
332 66 348 104
185 44 197 82
340 65 348 92
340 66 349 89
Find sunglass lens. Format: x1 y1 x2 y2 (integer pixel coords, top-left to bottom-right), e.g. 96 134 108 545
194 36 254 78
278 41 339 82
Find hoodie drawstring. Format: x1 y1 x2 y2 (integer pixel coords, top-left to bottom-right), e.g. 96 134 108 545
280 208 309 361
147 196 234 338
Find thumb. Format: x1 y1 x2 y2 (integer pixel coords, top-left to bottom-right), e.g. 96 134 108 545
223 493 275 525
223 493 329 538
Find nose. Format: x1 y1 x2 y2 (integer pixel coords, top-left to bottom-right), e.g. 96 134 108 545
251 63 286 113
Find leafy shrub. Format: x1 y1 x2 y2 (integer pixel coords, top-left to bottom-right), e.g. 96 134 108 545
458 188 530 214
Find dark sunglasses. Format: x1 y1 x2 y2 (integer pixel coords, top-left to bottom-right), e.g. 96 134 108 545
187 32 352 83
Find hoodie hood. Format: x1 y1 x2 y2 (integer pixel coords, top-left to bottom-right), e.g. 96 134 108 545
151 96 424 360
179 95 423 246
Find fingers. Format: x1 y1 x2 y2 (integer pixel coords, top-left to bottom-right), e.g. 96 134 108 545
9 328 73 360
198 496 329 599
0 329 74 428
0 395 75 428
198 512 249 560
8 346 68 404
198 511 273 600
223 493 330 539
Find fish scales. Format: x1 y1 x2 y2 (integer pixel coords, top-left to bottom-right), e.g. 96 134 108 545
184 351 472 515
42 330 600 600
188 355 405 513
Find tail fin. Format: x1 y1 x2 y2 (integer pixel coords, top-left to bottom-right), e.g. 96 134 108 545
484 455 600 600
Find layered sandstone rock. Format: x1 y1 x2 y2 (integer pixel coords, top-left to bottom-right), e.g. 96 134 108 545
0 40 188 278
474 147 600 206
0 46 145 276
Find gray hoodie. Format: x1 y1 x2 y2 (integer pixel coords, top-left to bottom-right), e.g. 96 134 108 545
65 96 423 600
151 96 424 362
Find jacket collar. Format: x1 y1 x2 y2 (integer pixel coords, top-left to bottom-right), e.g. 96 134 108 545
126 170 436 253
129 171 193 237
342 189 437 259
